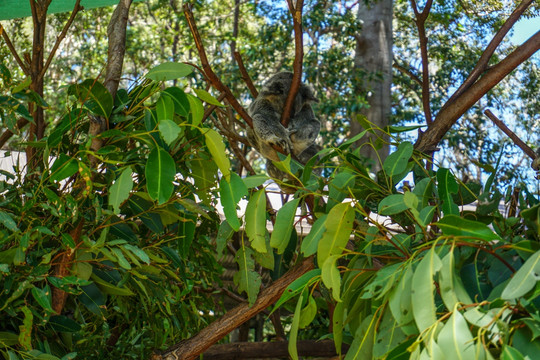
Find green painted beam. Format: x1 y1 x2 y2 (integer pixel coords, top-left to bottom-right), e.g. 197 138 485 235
0 0 144 21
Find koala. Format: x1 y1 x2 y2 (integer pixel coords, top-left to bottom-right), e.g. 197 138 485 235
247 71 320 164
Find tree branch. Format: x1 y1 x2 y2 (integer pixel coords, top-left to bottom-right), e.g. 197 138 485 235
151 256 315 360
444 0 534 107
201 340 350 359
484 109 537 160
183 3 254 128
281 0 304 127
410 0 433 124
38 0 83 83
415 30 540 153
0 24 30 76
233 51 258 98
393 60 422 86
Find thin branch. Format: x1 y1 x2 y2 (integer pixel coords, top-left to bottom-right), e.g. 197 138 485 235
151 257 315 360
233 51 258 98
0 118 29 149
393 60 422 86
415 30 540 153
444 0 534 107
281 0 304 127
410 0 434 124
484 109 536 160
183 3 254 128
0 24 30 76
38 0 83 83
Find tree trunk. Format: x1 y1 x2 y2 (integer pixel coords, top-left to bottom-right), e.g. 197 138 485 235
351 0 393 173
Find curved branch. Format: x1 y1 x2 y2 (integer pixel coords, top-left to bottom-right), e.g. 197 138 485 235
415 30 540 153
233 51 258 98
0 24 29 76
151 256 315 360
281 0 304 127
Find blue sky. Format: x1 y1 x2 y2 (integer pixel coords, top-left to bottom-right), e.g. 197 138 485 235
510 17 540 45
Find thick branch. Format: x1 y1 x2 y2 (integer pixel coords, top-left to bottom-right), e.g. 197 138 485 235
38 0 83 83
233 51 258 98
484 109 536 160
201 340 350 359
415 30 540 153
151 256 315 360
444 0 534 106
0 24 30 76
183 3 254 128
281 0 304 127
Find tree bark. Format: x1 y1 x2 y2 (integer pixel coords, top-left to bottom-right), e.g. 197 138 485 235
200 340 349 359
351 0 393 173
151 257 315 360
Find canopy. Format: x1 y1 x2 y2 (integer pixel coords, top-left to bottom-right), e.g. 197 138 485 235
0 0 144 21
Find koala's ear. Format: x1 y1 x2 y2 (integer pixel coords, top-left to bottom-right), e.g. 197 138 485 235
301 86 319 103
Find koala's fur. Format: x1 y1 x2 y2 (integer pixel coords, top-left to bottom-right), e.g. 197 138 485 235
247 71 320 166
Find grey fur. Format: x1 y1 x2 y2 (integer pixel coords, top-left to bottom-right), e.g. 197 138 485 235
247 71 320 164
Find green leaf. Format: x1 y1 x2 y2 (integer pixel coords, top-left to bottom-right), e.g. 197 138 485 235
145 147 176 205
270 198 300 254
412 248 442 332
190 158 217 205
69 79 113 118
48 315 81 333
162 86 190 116
288 289 306 360
378 194 408 215
273 269 321 311
219 172 248 231
61 233 76 249
301 214 327 256
327 171 356 212
158 120 182 145
122 244 150 264
502 249 540 300
344 314 377 360
233 247 261 305
417 205 436 228
146 62 193 81
0 331 19 346
31 285 54 313
243 175 268 189
436 215 502 242
501 345 525 360
111 247 131 270
317 202 355 266
204 128 231 180
437 168 459 215
383 141 413 177
49 154 79 182
245 189 268 253
186 93 204 126
299 294 317 329
194 88 224 106
18 306 33 350
321 255 342 301
437 307 477 360
109 167 133 214
78 283 106 316
0 211 19 232
91 273 134 296
156 94 175 121
439 250 473 310
216 220 234 258
413 177 434 208
388 266 414 325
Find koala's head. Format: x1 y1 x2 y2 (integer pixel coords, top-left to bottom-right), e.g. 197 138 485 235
261 71 318 112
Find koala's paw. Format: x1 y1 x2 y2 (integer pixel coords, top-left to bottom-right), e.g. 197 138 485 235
266 132 292 155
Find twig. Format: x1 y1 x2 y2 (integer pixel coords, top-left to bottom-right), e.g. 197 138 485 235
203 93 227 122
444 0 534 107
233 51 258 98
410 0 434 124
281 0 304 127
0 24 30 76
392 60 422 86
183 3 254 128
38 0 83 83
484 109 536 160
0 117 29 149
